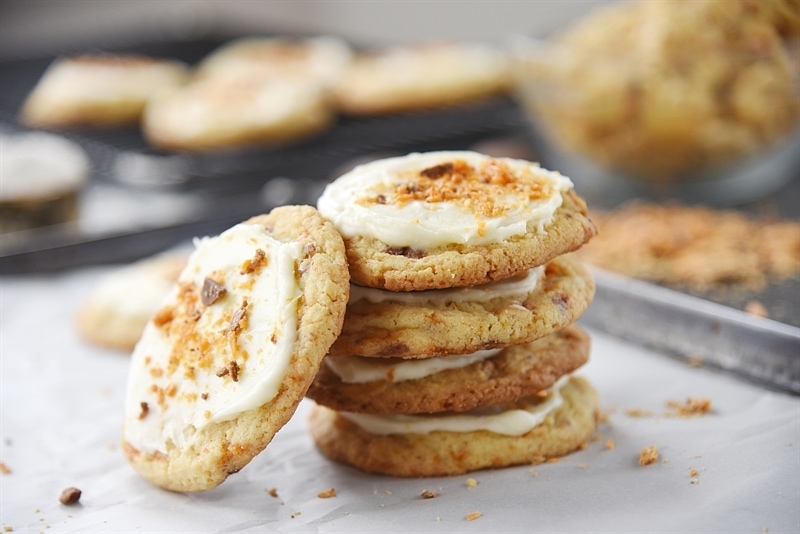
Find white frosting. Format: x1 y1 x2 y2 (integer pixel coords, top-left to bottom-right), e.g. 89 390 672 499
31 56 187 103
198 36 353 88
123 223 303 454
316 151 573 248
340 376 570 436
325 348 502 384
0 132 89 200
89 251 186 318
349 265 545 305
146 75 326 139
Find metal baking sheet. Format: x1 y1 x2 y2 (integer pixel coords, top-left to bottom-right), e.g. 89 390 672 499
581 267 800 395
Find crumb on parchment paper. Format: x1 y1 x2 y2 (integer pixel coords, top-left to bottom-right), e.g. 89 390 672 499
465 478 478 488
420 489 437 499
466 511 482 521
266 488 278 498
317 488 336 499
58 487 81 505
666 397 712 417
639 445 659 466
0 462 11 474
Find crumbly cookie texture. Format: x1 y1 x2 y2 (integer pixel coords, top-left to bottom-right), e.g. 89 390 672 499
19 54 189 128
308 324 590 414
76 250 188 352
308 376 599 477
578 202 800 290
328 253 594 358
318 151 597 291
122 206 349 492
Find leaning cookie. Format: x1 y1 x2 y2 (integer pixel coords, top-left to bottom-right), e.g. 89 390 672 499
316 151 597 291
328 253 594 358
308 324 590 414
121 206 349 492
19 54 189 128
76 249 189 352
308 376 599 477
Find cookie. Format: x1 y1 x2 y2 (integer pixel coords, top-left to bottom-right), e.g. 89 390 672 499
308 375 599 477
308 324 590 414
19 54 189 128
142 73 334 152
0 131 89 234
316 151 597 291
194 35 353 90
122 206 349 492
328 253 594 358
332 41 510 115
76 249 189 352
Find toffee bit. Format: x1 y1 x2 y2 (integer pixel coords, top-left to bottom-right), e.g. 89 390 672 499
216 361 240 382
227 300 248 333
240 249 267 275
376 194 387 204
420 489 437 499
384 246 427 259
138 402 149 420
59 487 82 505
420 162 454 179
201 392 209 400
317 488 336 499
201 278 227 306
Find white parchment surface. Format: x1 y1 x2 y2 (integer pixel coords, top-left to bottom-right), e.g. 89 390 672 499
1 267 798 533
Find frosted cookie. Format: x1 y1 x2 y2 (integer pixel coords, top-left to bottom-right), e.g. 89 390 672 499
308 375 599 477
316 151 597 291
0 132 89 234
332 41 510 115
76 249 189 352
19 54 189 128
194 35 353 90
329 253 594 358
308 324 590 414
121 206 349 492
142 74 333 151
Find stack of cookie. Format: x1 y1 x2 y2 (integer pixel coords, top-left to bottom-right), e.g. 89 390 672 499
308 150 600 477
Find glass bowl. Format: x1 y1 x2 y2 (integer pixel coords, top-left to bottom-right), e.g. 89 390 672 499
507 2 800 208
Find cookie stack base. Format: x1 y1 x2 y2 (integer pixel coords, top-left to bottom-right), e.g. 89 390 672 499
308 376 599 478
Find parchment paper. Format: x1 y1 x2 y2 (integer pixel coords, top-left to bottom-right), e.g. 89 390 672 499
1 267 798 533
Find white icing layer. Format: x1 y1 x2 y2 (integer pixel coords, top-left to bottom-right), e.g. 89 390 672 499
316 151 573 248
0 132 89 200
349 265 545 305
123 223 303 454
340 376 569 436
325 348 502 384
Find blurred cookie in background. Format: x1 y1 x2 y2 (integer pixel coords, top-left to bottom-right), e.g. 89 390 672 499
19 54 189 128
76 248 189 352
332 41 511 116
0 131 90 235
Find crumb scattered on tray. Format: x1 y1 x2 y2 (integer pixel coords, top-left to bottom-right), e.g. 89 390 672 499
266 488 278 498
466 511 482 521
420 489 437 499
3 526 13 532
745 300 769 318
317 488 336 499
638 445 659 466
58 487 82 505
666 397 712 417
465 477 478 488
625 408 653 417
605 438 616 451
0 462 11 474
579 202 800 291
